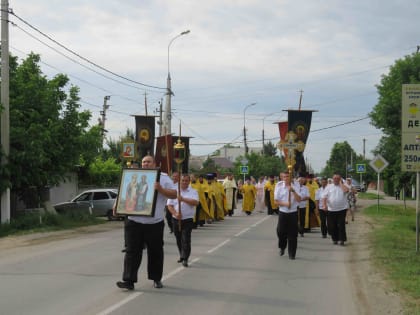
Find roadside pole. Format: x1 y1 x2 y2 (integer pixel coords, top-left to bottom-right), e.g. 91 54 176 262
417 172 419 252
369 155 388 213
401 84 420 252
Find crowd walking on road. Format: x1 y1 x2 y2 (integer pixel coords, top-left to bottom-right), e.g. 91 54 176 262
114 156 358 291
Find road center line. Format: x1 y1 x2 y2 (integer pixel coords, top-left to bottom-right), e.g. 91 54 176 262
207 239 231 253
96 292 144 315
97 216 270 315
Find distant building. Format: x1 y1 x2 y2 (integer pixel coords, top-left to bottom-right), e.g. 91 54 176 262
189 146 261 170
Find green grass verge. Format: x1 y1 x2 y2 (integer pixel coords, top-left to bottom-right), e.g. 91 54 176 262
0 210 105 238
364 204 420 314
357 192 385 200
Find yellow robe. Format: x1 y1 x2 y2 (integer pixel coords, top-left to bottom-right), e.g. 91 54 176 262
223 178 237 211
306 181 320 228
241 183 256 212
264 180 277 210
210 181 225 220
191 180 212 221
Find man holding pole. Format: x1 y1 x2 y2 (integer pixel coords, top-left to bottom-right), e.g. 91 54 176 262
116 155 177 290
275 170 301 260
167 174 199 267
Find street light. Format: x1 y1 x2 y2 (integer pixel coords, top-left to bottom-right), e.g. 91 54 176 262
262 111 284 153
243 102 257 154
162 30 190 136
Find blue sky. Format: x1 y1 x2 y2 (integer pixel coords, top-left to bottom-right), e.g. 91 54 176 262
7 0 420 172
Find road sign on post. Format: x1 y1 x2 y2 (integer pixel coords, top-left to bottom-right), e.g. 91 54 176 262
240 165 249 174
356 164 366 173
369 155 389 173
401 84 420 252
369 154 389 214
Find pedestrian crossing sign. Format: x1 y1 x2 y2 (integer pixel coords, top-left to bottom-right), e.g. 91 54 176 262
240 165 249 174
356 164 366 173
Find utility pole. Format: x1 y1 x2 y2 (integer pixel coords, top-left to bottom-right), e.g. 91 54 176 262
144 92 148 116
1 0 10 223
156 99 163 136
98 96 110 144
363 138 366 159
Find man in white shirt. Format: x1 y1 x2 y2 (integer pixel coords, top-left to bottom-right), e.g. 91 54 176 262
321 173 350 246
274 171 302 260
297 177 310 237
315 177 328 238
116 155 177 290
167 174 199 267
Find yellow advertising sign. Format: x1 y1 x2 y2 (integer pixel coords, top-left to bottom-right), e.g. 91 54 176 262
402 84 420 172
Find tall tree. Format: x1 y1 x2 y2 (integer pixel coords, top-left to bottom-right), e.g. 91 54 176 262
369 52 420 193
2 53 102 206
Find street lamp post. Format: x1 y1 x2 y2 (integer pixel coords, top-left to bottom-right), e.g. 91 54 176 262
162 30 190 136
262 112 275 153
243 102 257 155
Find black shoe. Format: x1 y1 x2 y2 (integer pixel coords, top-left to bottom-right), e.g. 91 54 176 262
340 241 345 246
182 260 188 267
121 248 127 253
289 256 296 260
279 249 285 256
116 281 134 290
333 241 338 245
177 258 183 263
153 281 163 289
322 235 327 239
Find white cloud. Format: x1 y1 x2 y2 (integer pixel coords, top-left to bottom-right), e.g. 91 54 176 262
7 0 419 172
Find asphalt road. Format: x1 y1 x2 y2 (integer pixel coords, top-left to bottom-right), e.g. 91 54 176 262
0 202 368 315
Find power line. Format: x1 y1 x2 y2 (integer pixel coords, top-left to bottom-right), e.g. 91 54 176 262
6 9 166 90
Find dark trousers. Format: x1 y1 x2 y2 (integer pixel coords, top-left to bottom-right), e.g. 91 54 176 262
165 206 173 232
122 220 164 283
194 204 202 227
277 211 298 258
319 209 328 236
265 191 274 215
172 218 194 261
327 209 347 242
298 207 306 234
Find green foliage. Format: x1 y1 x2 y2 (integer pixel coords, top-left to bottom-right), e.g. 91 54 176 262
233 152 285 179
262 141 277 156
369 52 420 195
364 204 420 313
86 157 121 187
0 53 106 206
0 211 103 238
0 53 103 205
322 141 375 183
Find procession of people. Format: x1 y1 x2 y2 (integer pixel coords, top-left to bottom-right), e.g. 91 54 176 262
115 155 358 290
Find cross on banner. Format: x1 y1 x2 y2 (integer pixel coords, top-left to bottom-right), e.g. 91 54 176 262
277 131 305 169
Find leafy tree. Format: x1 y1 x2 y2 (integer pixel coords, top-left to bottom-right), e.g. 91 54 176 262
2 53 102 207
369 52 420 194
262 141 277 156
322 141 375 185
233 152 285 179
86 157 121 187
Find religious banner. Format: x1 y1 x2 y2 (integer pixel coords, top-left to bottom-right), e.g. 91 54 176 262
155 135 190 174
155 135 173 174
277 121 288 157
135 115 155 159
287 110 313 175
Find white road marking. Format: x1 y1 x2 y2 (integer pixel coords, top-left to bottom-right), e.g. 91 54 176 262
96 215 270 315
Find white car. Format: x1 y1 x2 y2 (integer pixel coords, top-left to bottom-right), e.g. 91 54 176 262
53 189 118 220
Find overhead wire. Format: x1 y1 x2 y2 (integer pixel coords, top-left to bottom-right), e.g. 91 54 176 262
6 8 166 91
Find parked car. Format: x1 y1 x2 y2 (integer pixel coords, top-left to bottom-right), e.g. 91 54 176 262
53 189 118 220
350 178 365 192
